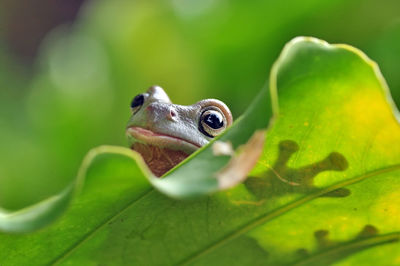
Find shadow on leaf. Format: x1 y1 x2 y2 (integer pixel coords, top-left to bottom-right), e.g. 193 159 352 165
294 224 399 265
245 140 350 199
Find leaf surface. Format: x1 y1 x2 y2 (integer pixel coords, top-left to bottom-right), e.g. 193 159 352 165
0 37 399 265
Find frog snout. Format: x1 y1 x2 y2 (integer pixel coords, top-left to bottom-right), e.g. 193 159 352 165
146 103 179 124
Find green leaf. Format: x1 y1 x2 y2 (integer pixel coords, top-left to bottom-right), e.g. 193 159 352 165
1 37 399 265
0 82 272 234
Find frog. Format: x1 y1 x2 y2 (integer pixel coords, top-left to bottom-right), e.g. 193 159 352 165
126 85 233 176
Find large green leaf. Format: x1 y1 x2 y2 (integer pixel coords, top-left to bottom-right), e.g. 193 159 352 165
1 37 399 265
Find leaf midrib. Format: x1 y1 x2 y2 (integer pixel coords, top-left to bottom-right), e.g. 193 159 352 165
51 164 400 265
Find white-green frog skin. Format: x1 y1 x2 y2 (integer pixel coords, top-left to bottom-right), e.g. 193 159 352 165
126 85 233 176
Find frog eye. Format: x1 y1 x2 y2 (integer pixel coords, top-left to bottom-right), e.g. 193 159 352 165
130 94 144 114
199 109 227 138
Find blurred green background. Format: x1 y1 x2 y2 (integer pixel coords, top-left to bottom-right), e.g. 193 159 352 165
0 0 399 209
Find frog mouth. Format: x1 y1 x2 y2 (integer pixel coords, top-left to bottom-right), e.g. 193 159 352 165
126 126 201 154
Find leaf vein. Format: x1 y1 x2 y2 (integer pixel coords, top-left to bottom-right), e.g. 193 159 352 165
293 232 400 266
178 164 400 265
50 188 154 265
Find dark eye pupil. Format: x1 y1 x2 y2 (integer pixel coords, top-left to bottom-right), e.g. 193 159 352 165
131 94 144 108
204 113 224 129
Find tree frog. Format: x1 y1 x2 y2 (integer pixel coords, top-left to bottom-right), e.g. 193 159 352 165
126 85 233 176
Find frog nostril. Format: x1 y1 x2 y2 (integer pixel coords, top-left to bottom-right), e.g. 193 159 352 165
167 109 178 121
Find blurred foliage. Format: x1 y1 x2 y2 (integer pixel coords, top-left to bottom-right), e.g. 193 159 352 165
0 0 399 210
